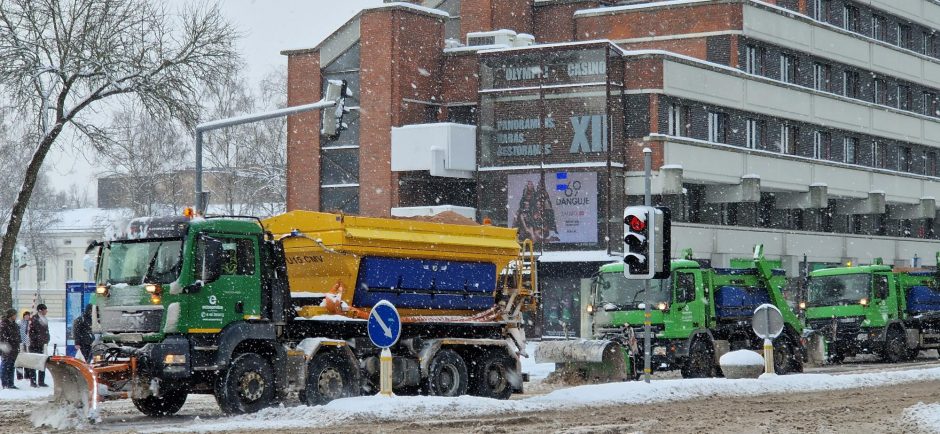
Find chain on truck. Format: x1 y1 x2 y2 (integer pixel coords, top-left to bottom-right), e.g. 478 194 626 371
18 211 538 419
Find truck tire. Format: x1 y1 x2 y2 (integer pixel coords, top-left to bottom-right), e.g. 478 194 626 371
773 336 795 375
426 349 469 397
215 353 276 414
133 388 187 417
681 338 714 379
882 329 906 363
304 351 357 406
469 350 514 400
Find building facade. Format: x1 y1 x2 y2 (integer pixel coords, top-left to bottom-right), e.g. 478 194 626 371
282 0 940 337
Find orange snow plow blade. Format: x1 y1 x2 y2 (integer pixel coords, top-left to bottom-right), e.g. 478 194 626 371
17 354 133 422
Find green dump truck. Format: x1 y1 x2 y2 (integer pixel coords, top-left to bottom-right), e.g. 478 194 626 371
803 257 940 363
536 246 804 380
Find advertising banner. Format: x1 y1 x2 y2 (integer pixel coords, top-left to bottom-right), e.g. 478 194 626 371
507 171 597 244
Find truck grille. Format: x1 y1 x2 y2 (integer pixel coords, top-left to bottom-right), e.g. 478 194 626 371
99 306 164 333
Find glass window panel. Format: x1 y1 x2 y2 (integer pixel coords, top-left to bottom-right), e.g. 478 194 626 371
320 148 359 185
320 187 359 214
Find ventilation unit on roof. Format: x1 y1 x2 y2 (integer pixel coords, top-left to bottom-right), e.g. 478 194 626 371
465 29 534 48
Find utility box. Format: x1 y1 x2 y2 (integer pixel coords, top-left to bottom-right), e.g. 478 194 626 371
391 123 476 178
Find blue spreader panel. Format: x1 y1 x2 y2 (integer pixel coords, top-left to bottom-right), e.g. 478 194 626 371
353 257 497 310
714 286 771 319
907 286 940 314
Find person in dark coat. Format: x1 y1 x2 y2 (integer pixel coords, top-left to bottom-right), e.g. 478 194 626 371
27 304 49 387
73 305 94 361
0 308 21 389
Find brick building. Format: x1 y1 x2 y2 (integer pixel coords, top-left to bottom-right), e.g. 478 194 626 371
282 0 940 337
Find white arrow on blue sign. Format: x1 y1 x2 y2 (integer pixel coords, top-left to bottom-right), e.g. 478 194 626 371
368 300 402 349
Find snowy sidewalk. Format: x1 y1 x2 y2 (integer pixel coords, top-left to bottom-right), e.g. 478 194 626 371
148 365 940 433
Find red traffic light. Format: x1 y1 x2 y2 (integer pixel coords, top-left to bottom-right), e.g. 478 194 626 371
626 215 646 232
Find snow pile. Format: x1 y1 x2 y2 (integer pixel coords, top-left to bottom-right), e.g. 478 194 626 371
719 350 763 366
29 402 93 430
148 366 940 433
901 403 940 433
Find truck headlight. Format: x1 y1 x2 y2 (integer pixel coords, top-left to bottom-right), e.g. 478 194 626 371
586 304 594 314
859 298 869 306
653 346 667 356
96 285 109 296
164 354 186 365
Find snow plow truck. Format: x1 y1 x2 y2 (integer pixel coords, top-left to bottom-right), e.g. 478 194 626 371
535 245 804 381
802 255 940 363
19 210 537 420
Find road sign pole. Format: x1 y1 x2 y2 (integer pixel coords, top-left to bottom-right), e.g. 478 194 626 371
380 347 393 396
643 147 652 384
763 338 774 374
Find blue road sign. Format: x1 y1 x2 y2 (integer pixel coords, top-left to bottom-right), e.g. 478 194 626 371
368 300 402 349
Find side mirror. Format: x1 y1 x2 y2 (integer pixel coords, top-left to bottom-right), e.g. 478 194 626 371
85 240 102 255
201 237 224 284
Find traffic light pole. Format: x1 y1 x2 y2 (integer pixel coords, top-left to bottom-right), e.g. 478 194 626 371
643 147 652 384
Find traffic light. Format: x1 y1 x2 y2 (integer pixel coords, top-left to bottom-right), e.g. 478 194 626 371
321 79 351 139
624 206 671 279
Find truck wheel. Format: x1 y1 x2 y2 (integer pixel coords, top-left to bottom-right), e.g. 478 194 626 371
426 349 469 397
681 339 714 379
470 350 514 400
773 337 794 375
304 352 357 406
133 388 187 417
215 353 276 414
882 330 906 363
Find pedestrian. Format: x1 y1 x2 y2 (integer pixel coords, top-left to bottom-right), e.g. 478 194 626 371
27 304 49 387
16 311 29 380
73 305 94 361
0 308 21 389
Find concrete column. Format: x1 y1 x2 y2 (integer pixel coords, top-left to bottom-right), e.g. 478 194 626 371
834 191 886 215
888 198 937 220
705 175 760 203
774 184 828 210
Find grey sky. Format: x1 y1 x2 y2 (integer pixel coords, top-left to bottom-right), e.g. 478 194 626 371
46 0 381 200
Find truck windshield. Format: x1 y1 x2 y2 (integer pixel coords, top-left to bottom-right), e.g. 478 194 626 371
595 271 671 310
97 239 184 285
807 273 871 307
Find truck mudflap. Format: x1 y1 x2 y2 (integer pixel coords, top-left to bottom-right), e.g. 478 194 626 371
534 340 629 384
16 354 133 424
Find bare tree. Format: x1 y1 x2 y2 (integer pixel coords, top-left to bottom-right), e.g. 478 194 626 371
18 176 60 293
98 103 189 216
201 68 287 217
0 0 240 310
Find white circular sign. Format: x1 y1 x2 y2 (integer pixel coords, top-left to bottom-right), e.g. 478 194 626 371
752 303 784 339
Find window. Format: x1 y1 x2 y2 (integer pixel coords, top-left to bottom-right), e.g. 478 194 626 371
781 124 799 155
746 118 765 149
667 103 689 137
872 14 888 41
898 23 913 49
196 236 256 277
813 62 831 92
779 53 797 84
676 272 697 303
843 5 859 32
924 91 938 117
65 259 73 282
924 32 938 57
873 141 887 168
707 111 727 143
814 0 830 22
898 85 912 110
843 137 858 164
814 131 831 159
37 260 46 282
899 146 913 172
842 70 859 98
446 105 476 125
744 45 764 75
874 78 887 104
928 151 938 176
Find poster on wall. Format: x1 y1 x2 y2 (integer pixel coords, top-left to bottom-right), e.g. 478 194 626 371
507 171 597 244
